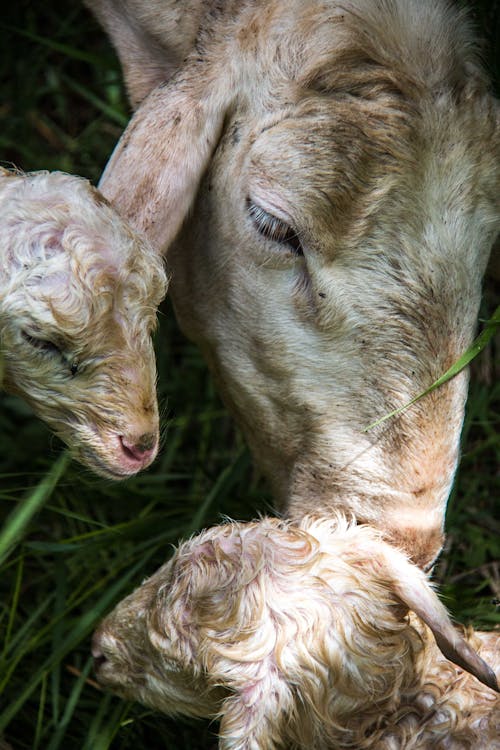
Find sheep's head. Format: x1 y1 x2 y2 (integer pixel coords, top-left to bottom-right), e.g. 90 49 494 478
90 0 500 560
162 1 500 568
0 170 167 478
92 516 498 749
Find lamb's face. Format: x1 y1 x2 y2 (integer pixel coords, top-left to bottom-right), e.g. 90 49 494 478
167 6 500 565
0 172 167 478
92 556 222 719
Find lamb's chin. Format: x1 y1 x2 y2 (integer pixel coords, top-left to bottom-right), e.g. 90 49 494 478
50 421 157 478
74 436 158 478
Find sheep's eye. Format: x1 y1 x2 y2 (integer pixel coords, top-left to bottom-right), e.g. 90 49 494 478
22 331 61 356
22 331 79 376
247 200 303 255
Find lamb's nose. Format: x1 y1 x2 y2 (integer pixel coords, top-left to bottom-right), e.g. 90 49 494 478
93 651 108 671
120 432 157 462
91 633 108 672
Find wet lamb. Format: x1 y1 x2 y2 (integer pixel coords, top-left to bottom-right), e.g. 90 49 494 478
0 168 167 478
92 515 500 750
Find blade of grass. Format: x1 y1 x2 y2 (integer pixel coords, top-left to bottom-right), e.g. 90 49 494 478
0 597 54 671
0 533 164 696
187 447 246 533
45 658 94 750
0 23 114 67
2 554 24 657
33 673 48 750
0 452 70 566
61 74 128 127
51 561 69 725
81 695 132 750
0 550 155 733
364 305 500 431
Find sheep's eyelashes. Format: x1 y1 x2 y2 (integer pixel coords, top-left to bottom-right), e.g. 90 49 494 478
22 331 62 356
247 200 303 256
21 331 78 375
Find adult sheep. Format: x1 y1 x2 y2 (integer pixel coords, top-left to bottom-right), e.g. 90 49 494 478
0 168 167 478
84 0 500 568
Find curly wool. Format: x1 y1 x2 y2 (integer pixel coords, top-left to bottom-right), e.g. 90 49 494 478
93 515 499 749
0 168 168 478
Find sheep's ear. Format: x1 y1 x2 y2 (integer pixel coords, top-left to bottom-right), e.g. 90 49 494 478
84 0 197 107
98 57 233 256
384 546 499 693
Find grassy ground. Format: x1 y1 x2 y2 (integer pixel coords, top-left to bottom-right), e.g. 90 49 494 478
0 2 499 748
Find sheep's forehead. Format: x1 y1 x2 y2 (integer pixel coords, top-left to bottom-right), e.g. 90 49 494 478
10 274 159 364
242 102 405 237
159 521 384 599
227 92 499 257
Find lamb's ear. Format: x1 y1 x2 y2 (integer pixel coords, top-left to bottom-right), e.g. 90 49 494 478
98 59 233 256
383 545 499 693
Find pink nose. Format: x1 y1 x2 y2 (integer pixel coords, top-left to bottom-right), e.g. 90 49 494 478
119 433 157 463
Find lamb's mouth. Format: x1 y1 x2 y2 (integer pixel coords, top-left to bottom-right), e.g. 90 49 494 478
78 446 146 480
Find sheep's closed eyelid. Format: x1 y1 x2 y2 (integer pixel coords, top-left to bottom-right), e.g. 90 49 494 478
21 330 79 376
246 199 304 256
21 330 62 356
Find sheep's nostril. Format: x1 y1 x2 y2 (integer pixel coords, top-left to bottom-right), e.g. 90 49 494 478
91 633 108 672
119 433 157 462
93 652 108 671
136 432 156 453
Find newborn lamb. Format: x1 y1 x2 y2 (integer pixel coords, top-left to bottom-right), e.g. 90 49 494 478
0 168 167 478
92 516 499 749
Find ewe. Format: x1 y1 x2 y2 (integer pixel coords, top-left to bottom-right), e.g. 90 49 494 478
86 0 500 568
0 168 167 478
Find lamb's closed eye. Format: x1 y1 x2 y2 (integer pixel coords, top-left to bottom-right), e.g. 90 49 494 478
21 331 79 376
21 330 62 356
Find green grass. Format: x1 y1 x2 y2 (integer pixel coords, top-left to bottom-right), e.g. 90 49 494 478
0 1 499 748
